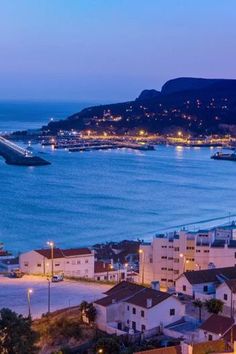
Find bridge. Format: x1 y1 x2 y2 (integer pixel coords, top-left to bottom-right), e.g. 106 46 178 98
0 136 51 166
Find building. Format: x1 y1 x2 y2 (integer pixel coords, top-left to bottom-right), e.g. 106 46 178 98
139 223 236 288
216 279 236 316
94 261 127 282
94 281 185 336
20 247 94 278
0 257 19 273
175 266 236 299
198 314 234 342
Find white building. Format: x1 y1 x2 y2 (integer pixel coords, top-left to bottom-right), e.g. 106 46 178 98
20 247 95 278
175 266 236 300
94 281 185 335
94 261 127 282
198 314 234 342
216 279 236 317
139 223 236 288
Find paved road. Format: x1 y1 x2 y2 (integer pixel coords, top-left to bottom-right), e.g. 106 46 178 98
0 275 110 318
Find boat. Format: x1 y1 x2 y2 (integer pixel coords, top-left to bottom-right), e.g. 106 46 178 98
211 150 236 161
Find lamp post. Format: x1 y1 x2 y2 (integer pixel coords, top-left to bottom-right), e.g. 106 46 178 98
27 288 33 318
47 277 51 314
139 249 144 285
124 262 128 281
47 241 54 279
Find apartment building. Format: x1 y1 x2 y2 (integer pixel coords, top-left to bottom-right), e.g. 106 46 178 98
139 223 236 288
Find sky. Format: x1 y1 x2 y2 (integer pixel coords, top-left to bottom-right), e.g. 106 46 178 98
0 0 235 102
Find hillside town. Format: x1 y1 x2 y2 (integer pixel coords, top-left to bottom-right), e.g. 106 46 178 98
2 223 236 352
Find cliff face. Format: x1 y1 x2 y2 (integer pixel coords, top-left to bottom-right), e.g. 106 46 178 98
44 77 236 136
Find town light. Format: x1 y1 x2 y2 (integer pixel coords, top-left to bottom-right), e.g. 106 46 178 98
47 241 54 278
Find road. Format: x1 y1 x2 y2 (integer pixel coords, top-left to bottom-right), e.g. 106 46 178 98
0 275 110 318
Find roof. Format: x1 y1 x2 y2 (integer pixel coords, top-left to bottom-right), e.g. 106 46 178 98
95 281 173 309
135 346 182 354
199 314 234 335
126 287 171 309
95 281 145 307
35 248 92 259
181 266 236 285
94 261 113 273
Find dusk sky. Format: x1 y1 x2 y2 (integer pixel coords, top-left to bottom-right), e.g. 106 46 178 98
0 0 235 102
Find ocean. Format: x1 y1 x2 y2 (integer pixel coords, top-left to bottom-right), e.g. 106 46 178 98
0 101 236 253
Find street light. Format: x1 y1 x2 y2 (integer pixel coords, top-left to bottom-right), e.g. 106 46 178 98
27 288 33 317
139 249 144 285
47 277 51 314
179 253 189 273
47 241 54 278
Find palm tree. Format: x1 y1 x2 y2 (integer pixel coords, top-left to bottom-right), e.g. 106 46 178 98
193 299 203 322
204 299 224 315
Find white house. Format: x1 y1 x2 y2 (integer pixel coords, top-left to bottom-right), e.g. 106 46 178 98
94 261 127 282
216 279 236 317
175 266 236 300
94 281 185 335
198 314 234 342
20 247 94 278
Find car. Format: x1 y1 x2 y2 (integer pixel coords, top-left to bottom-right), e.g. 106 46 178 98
9 270 24 278
51 274 64 282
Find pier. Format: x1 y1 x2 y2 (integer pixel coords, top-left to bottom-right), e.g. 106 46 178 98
0 136 50 166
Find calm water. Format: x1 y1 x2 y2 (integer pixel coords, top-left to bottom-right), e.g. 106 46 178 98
0 102 236 253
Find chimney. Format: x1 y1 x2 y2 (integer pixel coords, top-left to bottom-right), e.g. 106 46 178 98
151 281 160 291
146 298 152 308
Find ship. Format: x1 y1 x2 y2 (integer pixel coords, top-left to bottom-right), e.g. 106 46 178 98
211 150 236 161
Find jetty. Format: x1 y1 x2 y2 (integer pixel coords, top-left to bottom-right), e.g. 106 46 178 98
0 136 50 166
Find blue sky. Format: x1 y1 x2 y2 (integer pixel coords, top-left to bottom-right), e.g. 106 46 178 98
0 0 235 101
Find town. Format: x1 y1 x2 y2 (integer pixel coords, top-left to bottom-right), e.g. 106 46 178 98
2 222 236 353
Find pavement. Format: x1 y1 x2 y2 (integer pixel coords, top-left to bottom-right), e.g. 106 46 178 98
0 275 111 318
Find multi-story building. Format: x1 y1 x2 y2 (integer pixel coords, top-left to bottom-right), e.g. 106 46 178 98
139 223 236 288
20 247 95 279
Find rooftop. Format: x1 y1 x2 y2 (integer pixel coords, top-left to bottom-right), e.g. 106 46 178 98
35 248 92 259
200 314 234 335
126 287 171 309
181 266 236 285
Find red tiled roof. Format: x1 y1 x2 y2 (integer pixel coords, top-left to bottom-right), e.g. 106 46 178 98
35 248 92 259
126 287 171 309
181 266 236 285
94 261 113 273
200 314 234 335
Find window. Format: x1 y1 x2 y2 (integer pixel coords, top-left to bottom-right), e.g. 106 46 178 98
24 262 29 267
132 321 136 330
127 305 130 311
203 285 208 292
168 257 173 260
196 250 201 253
174 247 180 252
183 285 186 292
224 294 228 301
174 270 179 275
149 258 153 263
141 310 145 318
174 259 179 263
127 320 129 324
85 259 89 263
161 267 167 270
97 276 100 281
161 256 167 259
66 261 70 264
55 263 60 267
132 307 136 315
161 278 167 281
168 268 173 271
161 245 167 248
141 324 146 332
208 334 213 341
170 309 175 316
37 263 41 267
168 279 174 283
77 260 81 264
204 250 209 253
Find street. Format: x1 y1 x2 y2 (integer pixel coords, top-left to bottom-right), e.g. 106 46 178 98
0 275 110 318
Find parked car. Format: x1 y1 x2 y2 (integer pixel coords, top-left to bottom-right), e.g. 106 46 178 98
52 274 64 282
9 270 24 278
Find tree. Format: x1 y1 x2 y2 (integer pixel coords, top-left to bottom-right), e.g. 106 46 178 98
0 308 38 354
193 299 203 322
95 337 120 354
204 299 224 315
79 301 96 324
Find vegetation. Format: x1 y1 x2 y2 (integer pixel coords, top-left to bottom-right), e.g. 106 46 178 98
95 336 120 354
0 308 38 354
79 301 96 324
204 298 224 314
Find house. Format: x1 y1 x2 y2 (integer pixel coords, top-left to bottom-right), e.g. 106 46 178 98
175 266 236 299
94 281 185 336
216 279 236 317
19 247 94 278
0 257 19 272
198 314 234 342
94 261 126 282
